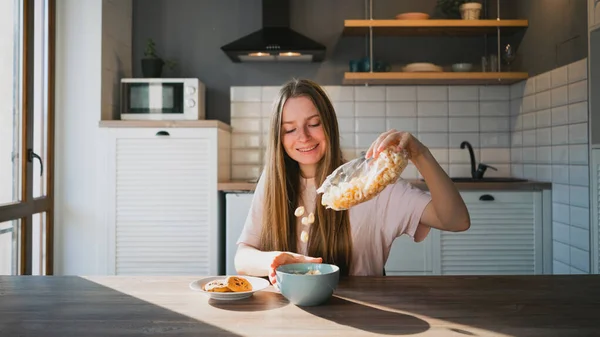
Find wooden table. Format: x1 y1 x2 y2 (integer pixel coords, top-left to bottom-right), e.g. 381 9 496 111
1 275 599 336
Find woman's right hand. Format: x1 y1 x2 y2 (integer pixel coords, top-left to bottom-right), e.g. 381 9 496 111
269 252 322 286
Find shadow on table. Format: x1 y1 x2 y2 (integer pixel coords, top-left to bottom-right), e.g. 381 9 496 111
208 289 290 312
298 295 430 335
0 276 242 337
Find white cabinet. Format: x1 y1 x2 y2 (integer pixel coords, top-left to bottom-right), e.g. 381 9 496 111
590 0 600 29
592 150 600 274
384 190 552 276
99 127 230 276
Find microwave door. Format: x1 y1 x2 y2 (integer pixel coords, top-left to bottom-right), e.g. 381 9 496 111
122 82 184 120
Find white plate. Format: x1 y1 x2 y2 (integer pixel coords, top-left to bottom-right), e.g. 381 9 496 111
189 275 271 301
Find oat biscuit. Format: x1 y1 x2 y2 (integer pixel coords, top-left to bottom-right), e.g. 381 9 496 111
226 276 253 292
203 279 231 292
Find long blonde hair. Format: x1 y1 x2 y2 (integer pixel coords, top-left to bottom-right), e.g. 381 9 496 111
259 78 353 276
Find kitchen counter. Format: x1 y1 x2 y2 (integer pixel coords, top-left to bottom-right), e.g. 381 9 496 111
218 179 552 192
1 275 597 336
99 120 231 132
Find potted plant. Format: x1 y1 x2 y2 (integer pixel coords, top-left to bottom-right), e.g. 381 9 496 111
436 0 482 20
141 38 177 78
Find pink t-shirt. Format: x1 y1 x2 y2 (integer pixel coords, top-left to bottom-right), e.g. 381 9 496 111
236 172 432 276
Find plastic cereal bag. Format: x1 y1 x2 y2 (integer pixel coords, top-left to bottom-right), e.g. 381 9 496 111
316 145 410 210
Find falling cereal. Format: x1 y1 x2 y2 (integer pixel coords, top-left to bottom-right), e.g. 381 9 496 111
307 212 315 224
300 230 309 243
294 206 305 217
301 217 309 226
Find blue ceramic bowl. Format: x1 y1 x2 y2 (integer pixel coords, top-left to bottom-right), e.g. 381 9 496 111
275 263 340 306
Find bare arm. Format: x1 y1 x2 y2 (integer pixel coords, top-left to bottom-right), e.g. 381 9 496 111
234 243 279 277
413 149 470 232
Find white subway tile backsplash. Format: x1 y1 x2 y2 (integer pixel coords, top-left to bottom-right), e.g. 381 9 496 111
536 146 552 164
551 66 568 88
553 184 570 204
355 86 385 101
232 165 262 180
401 164 418 179
356 102 386 117
231 102 262 117
386 102 417 117
449 86 479 101
510 81 525 99
568 123 588 144
231 86 261 102
355 117 385 133
522 147 537 163
511 131 523 146
480 101 509 116
524 165 537 179
449 117 479 132
553 222 570 244
337 118 355 133
568 59 587 83
232 134 261 148
340 134 355 148
551 86 568 107
522 113 536 129
232 149 261 164
536 72 551 92
535 91 552 110
386 86 416 101
551 126 569 145
553 260 570 274
355 133 379 148
449 148 479 164
261 86 280 102
536 128 551 146
323 86 354 101
551 106 568 126
417 86 447 101
552 165 570 184
570 206 590 229
510 148 522 162
480 133 510 148
449 102 479 116
522 95 536 113
479 85 509 101
552 146 569 164
231 118 261 133
480 148 510 163
418 133 449 148
569 185 589 208
480 117 509 132
537 165 552 181
449 164 472 177
570 227 590 252
450 133 479 148
418 117 449 133
262 102 274 117
510 99 522 116
333 102 355 117
568 80 588 103
568 101 588 123
418 102 448 117
386 117 417 133
484 164 511 177
569 145 588 164
536 109 552 128
553 203 571 224
569 165 589 186
524 78 536 96
429 149 449 164
570 247 590 272
511 164 524 178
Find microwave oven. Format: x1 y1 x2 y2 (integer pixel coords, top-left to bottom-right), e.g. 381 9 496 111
120 78 206 120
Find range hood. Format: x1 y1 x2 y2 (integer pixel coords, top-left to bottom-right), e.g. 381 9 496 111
221 0 326 62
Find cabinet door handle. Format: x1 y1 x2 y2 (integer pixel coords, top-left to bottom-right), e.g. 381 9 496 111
479 194 495 201
156 131 170 136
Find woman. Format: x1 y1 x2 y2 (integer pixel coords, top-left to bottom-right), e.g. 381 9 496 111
235 79 470 285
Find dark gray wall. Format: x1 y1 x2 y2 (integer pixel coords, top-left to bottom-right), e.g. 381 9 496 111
132 0 586 124
133 0 490 124
505 0 588 77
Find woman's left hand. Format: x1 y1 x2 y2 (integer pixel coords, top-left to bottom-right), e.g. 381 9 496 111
365 129 428 161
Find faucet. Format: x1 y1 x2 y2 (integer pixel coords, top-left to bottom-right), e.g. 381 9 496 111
460 141 497 179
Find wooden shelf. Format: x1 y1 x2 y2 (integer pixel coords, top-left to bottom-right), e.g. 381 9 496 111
343 72 529 85
343 19 529 36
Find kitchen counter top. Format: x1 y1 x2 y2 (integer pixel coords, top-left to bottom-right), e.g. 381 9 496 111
99 120 231 132
1 275 598 336
218 179 552 192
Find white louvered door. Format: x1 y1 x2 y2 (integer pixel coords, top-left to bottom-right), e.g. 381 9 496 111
592 150 600 274
105 128 219 276
438 191 541 275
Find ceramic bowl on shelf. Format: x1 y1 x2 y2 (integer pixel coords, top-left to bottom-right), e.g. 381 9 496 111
452 63 473 72
395 12 430 20
402 62 443 72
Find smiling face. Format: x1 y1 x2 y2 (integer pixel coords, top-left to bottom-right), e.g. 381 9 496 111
281 96 327 178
